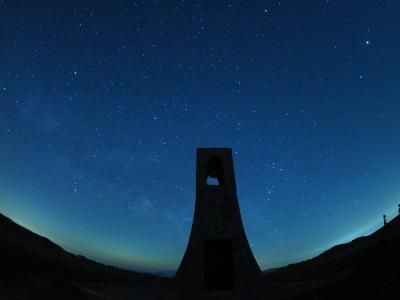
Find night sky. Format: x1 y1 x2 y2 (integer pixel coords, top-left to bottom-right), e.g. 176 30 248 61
1 1 400 273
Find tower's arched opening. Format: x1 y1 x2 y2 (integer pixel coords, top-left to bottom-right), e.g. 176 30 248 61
206 155 224 186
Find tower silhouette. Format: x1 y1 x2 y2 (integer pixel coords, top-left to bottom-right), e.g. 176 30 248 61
174 148 262 290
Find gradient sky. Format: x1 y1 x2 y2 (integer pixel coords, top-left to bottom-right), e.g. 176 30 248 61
1 0 400 273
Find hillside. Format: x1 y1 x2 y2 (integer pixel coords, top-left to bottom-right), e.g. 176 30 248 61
0 213 164 299
264 215 400 298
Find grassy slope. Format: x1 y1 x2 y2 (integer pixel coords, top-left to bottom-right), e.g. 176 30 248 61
0 213 167 299
264 216 400 298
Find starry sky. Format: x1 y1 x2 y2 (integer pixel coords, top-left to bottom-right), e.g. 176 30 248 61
1 1 400 273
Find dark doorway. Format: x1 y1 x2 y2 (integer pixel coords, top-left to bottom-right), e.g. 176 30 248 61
204 239 234 290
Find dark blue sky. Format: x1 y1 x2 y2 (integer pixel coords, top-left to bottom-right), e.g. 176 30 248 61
1 0 400 272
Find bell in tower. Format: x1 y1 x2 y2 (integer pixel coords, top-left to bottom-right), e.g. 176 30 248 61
174 148 262 291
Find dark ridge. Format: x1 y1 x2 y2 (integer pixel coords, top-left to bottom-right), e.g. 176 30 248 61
0 213 167 299
264 216 400 298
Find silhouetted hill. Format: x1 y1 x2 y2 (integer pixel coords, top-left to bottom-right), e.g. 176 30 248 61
265 215 400 298
0 213 163 299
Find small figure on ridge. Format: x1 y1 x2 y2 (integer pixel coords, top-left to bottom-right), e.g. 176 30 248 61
398 204 400 216
383 214 387 225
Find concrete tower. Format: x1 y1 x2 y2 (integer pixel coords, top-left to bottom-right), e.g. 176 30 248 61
174 148 262 291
